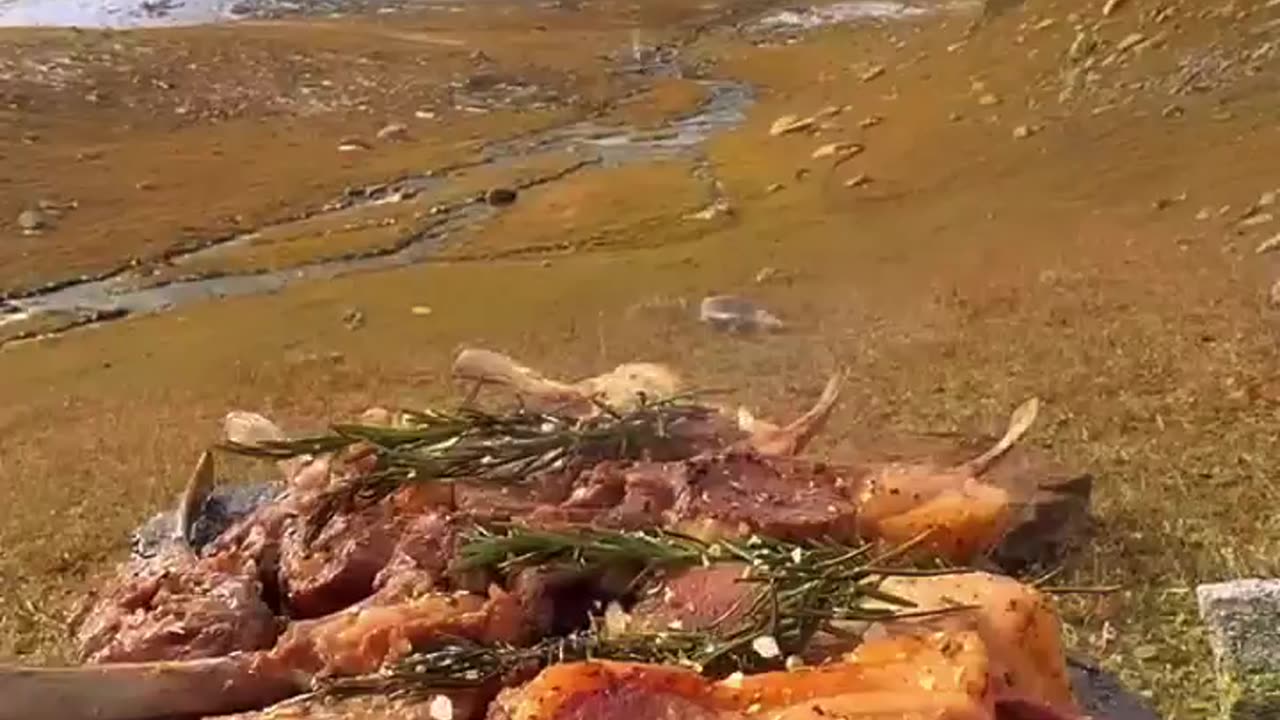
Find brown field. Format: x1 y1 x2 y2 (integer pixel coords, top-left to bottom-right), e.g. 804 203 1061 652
3 0 1280 717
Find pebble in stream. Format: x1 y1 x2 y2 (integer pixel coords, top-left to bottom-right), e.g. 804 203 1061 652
484 187 519 207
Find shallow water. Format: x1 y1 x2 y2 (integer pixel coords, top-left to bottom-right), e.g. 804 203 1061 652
0 0 420 27
0 0 237 27
752 0 978 31
1 80 752 335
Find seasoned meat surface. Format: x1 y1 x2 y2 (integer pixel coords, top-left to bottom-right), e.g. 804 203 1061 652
75 549 278 663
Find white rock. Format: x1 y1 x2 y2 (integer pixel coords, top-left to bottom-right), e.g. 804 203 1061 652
769 114 815 137
1256 233 1280 254
1115 33 1146 53
811 142 862 159
1102 0 1126 16
685 199 733 221
376 122 411 141
859 64 886 82
17 209 46 232
1198 579 1280 674
1197 579 1280 715
1240 212 1274 228
699 295 785 333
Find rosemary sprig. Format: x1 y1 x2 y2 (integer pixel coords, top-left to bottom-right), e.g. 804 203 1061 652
218 396 723 537
320 631 717 697
325 527 969 692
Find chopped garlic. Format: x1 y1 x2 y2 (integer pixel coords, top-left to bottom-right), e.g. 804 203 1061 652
721 671 745 688
667 619 684 630
604 601 632 636
752 635 781 659
785 655 804 671
790 547 803 564
429 694 454 720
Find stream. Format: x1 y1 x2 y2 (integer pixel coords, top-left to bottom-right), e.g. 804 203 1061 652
0 0 975 345
0 79 754 342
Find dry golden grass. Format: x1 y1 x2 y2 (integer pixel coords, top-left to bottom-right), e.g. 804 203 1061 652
3 3 1280 719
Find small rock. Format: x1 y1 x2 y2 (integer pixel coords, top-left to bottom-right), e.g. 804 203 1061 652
699 295 784 333
1195 208 1213 221
948 111 965 122
1256 234 1280 254
1032 17 1056 29
978 93 1001 106
811 142 862 160
1012 124 1036 139
1115 33 1146 53
410 306 433 316
754 267 778 284
1240 213 1274 228
859 65 886 82
37 198 77 213
1102 0 1126 16
1162 104 1184 118
337 137 372 152
1272 280 1280 308
814 106 843 119
1258 191 1277 208
342 308 365 330
414 109 438 120
135 180 156 191
843 174 871 188
1068 31 1096 61
765 183 784 194
1197 579 1280 716
685 199 732 221
769 114 815 137
469 50 492 63
17 209 47 233
485 187 519 207
859 115 883 128
376 122 411 142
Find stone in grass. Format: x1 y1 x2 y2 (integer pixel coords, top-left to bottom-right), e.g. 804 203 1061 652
1196 579 1280 719
699 295 784 333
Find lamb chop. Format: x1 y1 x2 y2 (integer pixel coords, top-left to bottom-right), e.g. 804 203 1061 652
76 369 1051 667
73 452 280 664
450 347 841 456
17 521 1109 720
41 350 1100 720
6 582 532 720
